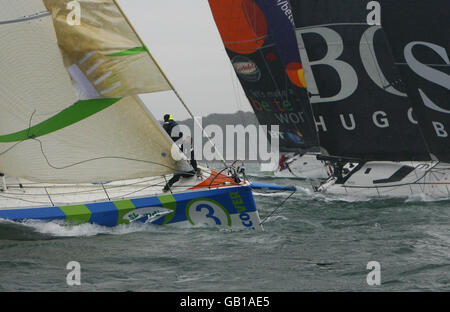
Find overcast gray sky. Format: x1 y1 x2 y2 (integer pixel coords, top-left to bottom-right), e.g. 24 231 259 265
117 0 251 120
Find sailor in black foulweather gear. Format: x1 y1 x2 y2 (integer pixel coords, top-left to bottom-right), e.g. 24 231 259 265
332 161 346 184
162 114 198 192
163 114 183 143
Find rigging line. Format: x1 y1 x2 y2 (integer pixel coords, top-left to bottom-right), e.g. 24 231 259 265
2 181 165 197
298 22 368 30
228 62 259 161
258 47 282 100
259 189 296 225
32 137 191 174
0 192 55 206
283 61 317 149
27 110 37 138
282 65 307 144
257 46 286 157
162 175 172 194
258 43 308 150
0 110 37 157
22 109 191 175
110 177 215 198
362 28 385 88
101 183 111 201
207 160 241 189
107 182 165 199
112 0 228 169
363 30 433 158
378 40 433 160
208 166 232 189
0 141 23 157
0 11 50 25
361 28 414 154
1 106 192 175
44 187 54 206
223 36 268 45
395 62 450 67
239 163 254 185
4 179 206 202
4 176 166 192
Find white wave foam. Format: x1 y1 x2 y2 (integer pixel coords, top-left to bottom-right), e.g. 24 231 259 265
253 191 291 197
405 193 450 203
312 192 373 203
261 215 288 223
20 220 156 237
286 186 374 203
0 218 16 225
252 184 375 203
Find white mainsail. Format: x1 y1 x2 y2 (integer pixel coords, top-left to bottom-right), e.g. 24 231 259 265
0 0 183 184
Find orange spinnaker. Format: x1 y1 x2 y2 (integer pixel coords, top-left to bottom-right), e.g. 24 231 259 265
209 0 268 54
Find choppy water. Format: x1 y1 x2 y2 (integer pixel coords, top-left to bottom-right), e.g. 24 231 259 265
1 166 449 292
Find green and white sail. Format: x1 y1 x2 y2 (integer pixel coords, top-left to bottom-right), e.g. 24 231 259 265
0 0 180 184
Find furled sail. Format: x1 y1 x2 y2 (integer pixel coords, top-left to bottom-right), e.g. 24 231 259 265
380 0 450 162
208 0 319 153
0 0 179 183
289 0 431 161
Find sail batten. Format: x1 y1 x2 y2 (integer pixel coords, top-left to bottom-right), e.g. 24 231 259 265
0 11 50 25
43 0 172 97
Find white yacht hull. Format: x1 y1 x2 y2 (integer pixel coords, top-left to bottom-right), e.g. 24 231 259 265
316 161 450 199
271 153 331 180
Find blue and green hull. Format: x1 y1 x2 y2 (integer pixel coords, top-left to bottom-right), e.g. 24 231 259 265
0 185 261 230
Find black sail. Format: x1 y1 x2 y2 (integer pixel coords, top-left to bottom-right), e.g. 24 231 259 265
289 0 431 161
208 0 319 153
380 1 450 162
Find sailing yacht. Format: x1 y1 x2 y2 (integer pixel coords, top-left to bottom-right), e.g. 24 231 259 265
289 0 450 198
207 0 330 181
0 0 293 228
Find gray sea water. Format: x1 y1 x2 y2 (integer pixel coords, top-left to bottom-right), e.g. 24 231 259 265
0 164 449 292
